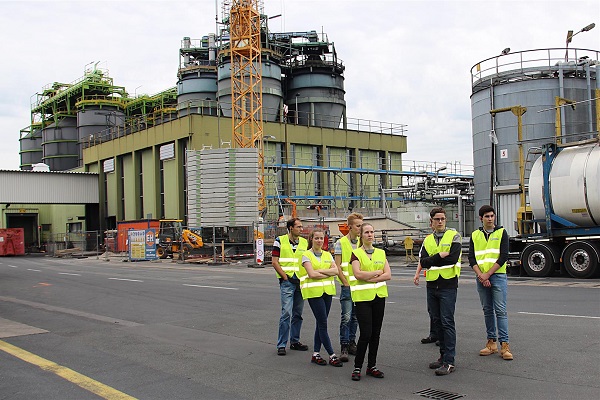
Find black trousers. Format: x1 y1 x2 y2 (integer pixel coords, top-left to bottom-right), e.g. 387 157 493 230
354 295 386 369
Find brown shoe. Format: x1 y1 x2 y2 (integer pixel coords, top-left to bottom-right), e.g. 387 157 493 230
500 342 513 360
340 345 349 362
479 339 498 356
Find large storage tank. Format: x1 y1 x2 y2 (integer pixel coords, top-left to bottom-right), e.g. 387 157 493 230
19 126 43 170
217 54 283 122
529 141 600 228
470 48 599 234
285 55 346 128
177 36 218 117
41 117 79 171
77 104 125 163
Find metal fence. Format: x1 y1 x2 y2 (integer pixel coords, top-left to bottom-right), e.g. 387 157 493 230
47 231 101 258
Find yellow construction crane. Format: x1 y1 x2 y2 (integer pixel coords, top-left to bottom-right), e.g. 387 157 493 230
229 0 265 213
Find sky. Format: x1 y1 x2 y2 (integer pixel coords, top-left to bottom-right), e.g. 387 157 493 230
0 0 598 172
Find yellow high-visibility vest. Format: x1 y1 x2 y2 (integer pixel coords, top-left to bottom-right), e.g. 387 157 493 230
299 250 337 299
276 235 308 278
336 236 357 285
349 248 388 302
471 228 506 273
423 229 462 281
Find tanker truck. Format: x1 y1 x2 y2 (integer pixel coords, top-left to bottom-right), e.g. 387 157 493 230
511 138 600 278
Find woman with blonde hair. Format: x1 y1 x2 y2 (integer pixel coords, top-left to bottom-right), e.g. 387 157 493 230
300 228 344 367
349 223 391 380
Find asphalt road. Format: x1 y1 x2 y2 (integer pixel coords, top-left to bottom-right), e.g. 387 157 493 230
0 255 599 400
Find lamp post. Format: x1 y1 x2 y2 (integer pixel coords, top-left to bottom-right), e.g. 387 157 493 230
565 23 595 61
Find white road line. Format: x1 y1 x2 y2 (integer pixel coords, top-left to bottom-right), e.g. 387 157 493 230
183 284 238 290
8 265 18 268
108 278 143 282
518 311 600 319
59 273 81 276
26 269 41 272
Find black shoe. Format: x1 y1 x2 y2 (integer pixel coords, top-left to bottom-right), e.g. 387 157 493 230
348 340 357 355
351 368 361 381
429 357 443 369
277 347 286 356
421 336 438 344
366 366 384 378
435 363 455 376
290 342 309 351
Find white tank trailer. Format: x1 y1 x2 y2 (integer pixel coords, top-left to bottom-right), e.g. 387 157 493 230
514 139 600 278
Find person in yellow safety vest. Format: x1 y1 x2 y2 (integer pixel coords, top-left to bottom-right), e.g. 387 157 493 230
272 218 309 356
468 205 513 360
334 212 363 362
414 207 462 376
348 223 391 381
299 228 344 367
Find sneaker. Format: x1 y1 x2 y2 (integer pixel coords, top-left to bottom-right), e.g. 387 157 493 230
339 345 349 362
421 335 438 344
366 366 384 378
290 342 309 351
311 353 327 365
329 355 343 367
348 340 357 355
277 347 286 356
435 363 455 376
351 367 361 381
428 357 443 369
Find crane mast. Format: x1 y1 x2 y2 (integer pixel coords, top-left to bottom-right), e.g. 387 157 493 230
229 0 265 213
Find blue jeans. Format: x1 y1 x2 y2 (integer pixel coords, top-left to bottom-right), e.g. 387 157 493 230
339 286 358 345
476 273 509 343
308 294 334 355
277 278 304 349
427 287 457 365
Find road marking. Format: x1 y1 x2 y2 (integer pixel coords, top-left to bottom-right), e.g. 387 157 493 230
108 278 143 282
0 340 137 399
518 311 600 319
182 284 238 290
8 265 18 268
0 296 141 327
27 269 41 272
59 273 82 276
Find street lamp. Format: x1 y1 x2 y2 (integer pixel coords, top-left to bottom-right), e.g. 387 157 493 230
565 23 595 61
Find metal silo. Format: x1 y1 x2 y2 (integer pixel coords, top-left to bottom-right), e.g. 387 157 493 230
77 104 125 163
285 53 346 128
177 36 218 117
19 125 43 170
42 117 79 171
217 53 283 122
470 48 599 235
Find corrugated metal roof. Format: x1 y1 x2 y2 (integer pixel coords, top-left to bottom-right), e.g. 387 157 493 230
0 171 99 204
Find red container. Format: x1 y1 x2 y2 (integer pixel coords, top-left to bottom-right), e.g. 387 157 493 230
116 220 160 252
0 228 25 256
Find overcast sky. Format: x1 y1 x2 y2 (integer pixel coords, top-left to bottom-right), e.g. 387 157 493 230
0 0 598 172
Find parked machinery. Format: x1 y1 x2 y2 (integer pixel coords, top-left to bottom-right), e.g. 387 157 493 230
157 219 204 259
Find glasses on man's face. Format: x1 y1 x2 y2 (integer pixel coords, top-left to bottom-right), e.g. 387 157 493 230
432 217 446 222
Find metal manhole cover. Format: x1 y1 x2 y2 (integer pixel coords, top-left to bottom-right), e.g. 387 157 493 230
414 388 465 400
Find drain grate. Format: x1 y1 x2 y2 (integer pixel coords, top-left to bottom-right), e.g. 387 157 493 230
414 388 465 400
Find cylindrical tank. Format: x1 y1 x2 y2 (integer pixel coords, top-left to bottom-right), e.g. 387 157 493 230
217 55 283 122
77 105 125 163
19 127 43 170
285 56 346 128
470 48 599 216
529 141 600 227
177 36 218 117
42 117 79 171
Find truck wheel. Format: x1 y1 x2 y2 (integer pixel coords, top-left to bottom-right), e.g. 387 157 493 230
521 243 556 277
562 241 599 279
157 246 168 259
